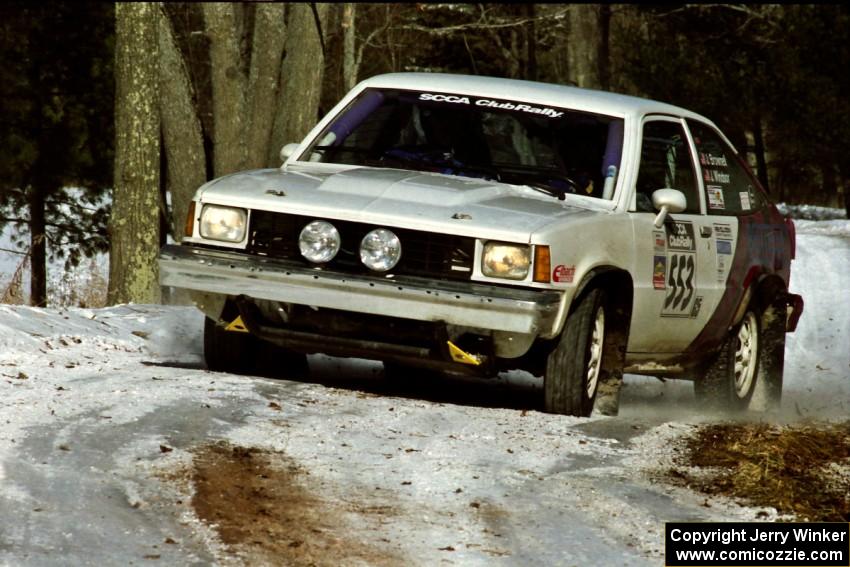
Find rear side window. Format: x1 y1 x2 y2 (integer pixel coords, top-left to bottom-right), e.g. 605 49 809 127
635 120 700 214
688 121 765 215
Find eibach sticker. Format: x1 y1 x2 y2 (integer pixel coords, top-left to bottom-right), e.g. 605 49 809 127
553 265 575 283
652 256 666 290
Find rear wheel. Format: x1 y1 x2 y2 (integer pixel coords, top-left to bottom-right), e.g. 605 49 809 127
544 288 606 416
694 295 785 412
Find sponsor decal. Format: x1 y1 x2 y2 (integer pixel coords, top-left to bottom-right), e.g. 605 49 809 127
418 93 564 119
690 296 703 318
707 185 725 210
418 93 471 104
717 253 728 283
653 231 666 252
667 222 696 252
653 256 667 290
715 236 732 282
713 223 732 238
740 191 752 210
552 264 575 283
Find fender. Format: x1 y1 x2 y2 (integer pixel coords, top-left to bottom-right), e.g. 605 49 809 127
562 265 633 338
685 207 793 357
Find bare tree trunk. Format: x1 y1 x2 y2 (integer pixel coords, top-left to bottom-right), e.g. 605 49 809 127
342 3 357 91
751 116 770 194
109 2 161 305
246 3 287 169
524 4 537 81
28 183 47 307
840 165 850 219
597 5 611 91
820 162 837 208
204 3 247 176
268 3 329 166
566 5 602 88
158 6 206 241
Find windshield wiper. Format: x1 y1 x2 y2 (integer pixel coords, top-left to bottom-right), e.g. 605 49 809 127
517 180 568 201
377 148 503 182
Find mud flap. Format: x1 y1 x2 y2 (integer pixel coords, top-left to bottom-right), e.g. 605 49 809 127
593 370 623 416
784 293 804 333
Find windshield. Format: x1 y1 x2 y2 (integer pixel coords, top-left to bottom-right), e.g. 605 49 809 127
303 88 624 200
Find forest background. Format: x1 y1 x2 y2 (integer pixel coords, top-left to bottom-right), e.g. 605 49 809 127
1 3 848 307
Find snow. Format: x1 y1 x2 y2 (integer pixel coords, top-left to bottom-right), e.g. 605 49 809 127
0 211 848 565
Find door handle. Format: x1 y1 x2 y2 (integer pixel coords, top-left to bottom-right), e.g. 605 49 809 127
700 226 713 238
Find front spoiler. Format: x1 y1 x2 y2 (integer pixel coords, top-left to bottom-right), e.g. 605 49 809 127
159 244 563 336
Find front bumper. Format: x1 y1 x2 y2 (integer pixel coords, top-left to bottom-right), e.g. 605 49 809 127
159 244 563 336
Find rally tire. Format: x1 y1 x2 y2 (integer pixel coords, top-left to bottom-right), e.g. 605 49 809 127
694 295 785 412
544 288 607 417
204 317 308 379
204 316 254 374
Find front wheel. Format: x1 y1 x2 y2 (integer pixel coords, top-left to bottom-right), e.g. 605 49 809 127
694 295 785 412
544 288 607 416
204 316 308 379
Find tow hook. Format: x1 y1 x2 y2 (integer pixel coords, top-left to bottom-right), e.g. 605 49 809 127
447 341 483 366
225 316 249 333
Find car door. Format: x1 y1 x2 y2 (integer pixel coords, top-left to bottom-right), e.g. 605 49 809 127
627 117 725 354
681 119 791 354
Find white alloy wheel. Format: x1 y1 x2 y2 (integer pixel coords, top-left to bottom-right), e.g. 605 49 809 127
585 306 605 398
734 311 759 399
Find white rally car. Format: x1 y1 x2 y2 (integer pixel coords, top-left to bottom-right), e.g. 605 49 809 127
159 73 803 416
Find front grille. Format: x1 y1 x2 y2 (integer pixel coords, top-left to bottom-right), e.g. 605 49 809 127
247 210 475 281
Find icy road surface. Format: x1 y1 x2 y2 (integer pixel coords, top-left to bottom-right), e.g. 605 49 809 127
0 217 848 566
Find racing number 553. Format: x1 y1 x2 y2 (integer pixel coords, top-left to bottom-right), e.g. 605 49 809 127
665 253 695 312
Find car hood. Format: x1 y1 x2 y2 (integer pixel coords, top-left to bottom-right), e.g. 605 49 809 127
198 165 604 242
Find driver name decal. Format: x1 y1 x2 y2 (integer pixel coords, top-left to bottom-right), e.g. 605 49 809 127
418 93 564 118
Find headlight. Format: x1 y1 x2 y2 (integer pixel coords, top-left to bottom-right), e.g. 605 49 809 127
199 205 247 242
360 228 401 271
482 242 530 280
299 220 341 263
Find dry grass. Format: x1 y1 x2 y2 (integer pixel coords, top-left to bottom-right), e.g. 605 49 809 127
1 254 108 308
50 257 108 308
674 421 850 521
1 251 29 305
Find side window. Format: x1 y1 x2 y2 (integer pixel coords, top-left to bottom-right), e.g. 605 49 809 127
635 121 700 213
688 121 765 215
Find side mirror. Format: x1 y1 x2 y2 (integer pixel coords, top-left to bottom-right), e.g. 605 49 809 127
651 188 687 228
280 143 300 162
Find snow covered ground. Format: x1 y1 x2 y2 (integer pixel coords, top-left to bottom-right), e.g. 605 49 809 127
0 210 847 565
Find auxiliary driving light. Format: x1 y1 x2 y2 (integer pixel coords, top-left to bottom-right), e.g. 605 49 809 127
299 220 341 263
360 228 401 272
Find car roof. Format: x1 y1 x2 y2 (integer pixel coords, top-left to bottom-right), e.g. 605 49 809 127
359 72 714 124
